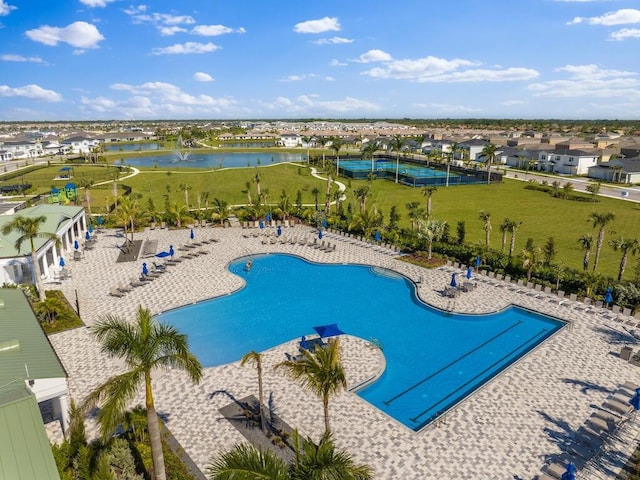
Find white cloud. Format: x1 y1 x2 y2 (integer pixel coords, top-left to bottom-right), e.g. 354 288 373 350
193 72 213 82
151 42 220 55
0 84 62 102
568 9 640 26
281 73 318 82
330 59 347 67
414 102 482 114
260 94 379 115
313 36 353 45
325 76 336 81
610 28 640 40
294 17 340 34
25 21 105 48
152 13 196 25
527 64 640 99
191 24 245 36
80 81 235 118
159 26 187 36
79 0 117 7
357 49 393 63
1 54 44 63
0 0 16 15
501 100 526 106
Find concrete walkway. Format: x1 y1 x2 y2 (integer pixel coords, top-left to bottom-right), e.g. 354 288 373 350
46 224 640 480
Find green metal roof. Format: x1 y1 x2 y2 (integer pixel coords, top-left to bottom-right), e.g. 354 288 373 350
0 205 83 259
0 386 61 480
0 288 67 396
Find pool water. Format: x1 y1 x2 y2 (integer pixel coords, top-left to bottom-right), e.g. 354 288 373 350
158 254 564 431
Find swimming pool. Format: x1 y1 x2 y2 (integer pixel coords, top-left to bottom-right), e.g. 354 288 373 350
158 254 564 431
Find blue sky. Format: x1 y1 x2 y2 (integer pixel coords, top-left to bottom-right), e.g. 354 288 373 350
1 0 639 121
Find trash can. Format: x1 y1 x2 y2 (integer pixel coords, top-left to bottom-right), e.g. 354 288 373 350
621 346 633 361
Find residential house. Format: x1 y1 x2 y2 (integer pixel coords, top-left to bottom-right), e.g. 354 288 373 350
0 205 88 286
0 137 44 159
458 139 488 162
537 149 599 175
60 134 99 155
588 157 640 183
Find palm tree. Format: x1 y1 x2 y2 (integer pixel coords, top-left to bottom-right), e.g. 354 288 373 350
1 215 59 301
179 183 192 209
275 338 346 434
315 136 328 169
578 233 593 272
609 237 639 281
167 202 189 228
405 201 423 231
311 187 320 211
521 245 542 282
83 306 203 480
115 195 146 245
421 186 437 219
481 143 498 184
324 172 333 215
301 135 313 162
253 173 262 199
588 211 616 272
78 179 94 217
240 351 267 433
207 431 372 480
445 142 459 187
212 197 230 226
390 135 405 183
362 140 378 173
353 185 370 213
508 220 522 259
418 218 447 259
499 218 511 253
242 181 252 205
329 137 343 176
348 206 382 238
478 210 492 251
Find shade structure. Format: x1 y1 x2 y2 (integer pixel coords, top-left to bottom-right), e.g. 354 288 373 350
318 230 323 239
313 323 345 338
155 251 170 258
74 240 79 250
560 463 576 480
450 273 457 287
466 266 472 280
604 287 613 305
475 255 481 268
50 187 59 194
142 263 149 276
64 182 76 190
190 228 195 240
277 226 282 236
169 245 175 257
59 257 65 268
59 166 72 172
85 231 90 240
374 230 381 242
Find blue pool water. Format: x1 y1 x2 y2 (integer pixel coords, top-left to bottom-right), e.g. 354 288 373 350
121 151 305 168
159 254 564 431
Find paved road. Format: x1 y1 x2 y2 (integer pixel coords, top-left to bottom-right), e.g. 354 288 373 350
502 169 640 203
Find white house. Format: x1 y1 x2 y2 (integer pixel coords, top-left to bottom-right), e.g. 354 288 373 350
60 135 100 155
0 137 44 159
0 205 88 286
537 149 599 175
588 157 640 183
279 133 302 148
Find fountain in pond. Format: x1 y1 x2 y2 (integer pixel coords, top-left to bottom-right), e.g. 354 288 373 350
172 134 192 163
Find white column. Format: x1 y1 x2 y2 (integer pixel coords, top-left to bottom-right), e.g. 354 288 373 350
40 250 50 279
52 394 70 435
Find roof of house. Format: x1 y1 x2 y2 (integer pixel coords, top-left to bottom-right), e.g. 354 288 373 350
0 205 83 259
0 288 67 394
0 385 61 480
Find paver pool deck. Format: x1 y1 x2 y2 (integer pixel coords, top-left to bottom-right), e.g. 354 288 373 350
47 223 640 480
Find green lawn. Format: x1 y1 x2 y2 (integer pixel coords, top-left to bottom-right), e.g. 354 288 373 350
9 161 640 280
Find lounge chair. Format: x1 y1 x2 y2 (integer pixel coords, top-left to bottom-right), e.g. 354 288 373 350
603 399 633 415
130 277 145 287
109 288 125 297
117 282 133 293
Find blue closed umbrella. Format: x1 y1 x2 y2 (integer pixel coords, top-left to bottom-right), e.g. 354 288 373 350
322 219 328 228
169 245 175 257
85 231 90 240
142 263 149 276
190 228 194 240
374 230 381 242
475 255 481 269
604 287 613 306
318 230 323 239
630 393 640 412
560 463 576 480
59 257 65 268
259 220 264 229
74 240 79 250
466 266 472 280
155 251 170 258
277 226 282 236
97 216 103 225
450 273 457 288
88 224 93 234
266 212 271 222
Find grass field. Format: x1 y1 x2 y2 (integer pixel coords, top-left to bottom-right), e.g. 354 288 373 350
7 160 640 280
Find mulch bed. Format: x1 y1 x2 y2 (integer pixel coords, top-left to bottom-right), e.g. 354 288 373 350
218 395 296 463
116 239 142 263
